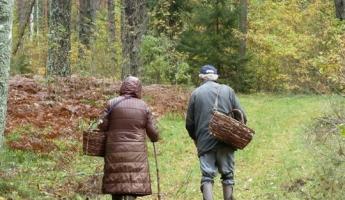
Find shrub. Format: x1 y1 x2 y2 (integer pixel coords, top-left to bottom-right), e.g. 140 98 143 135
307 98 345 199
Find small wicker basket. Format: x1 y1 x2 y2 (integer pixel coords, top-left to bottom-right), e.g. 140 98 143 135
209 109 255 149
82 130 106 157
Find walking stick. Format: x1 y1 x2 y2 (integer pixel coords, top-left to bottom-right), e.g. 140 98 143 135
153 142 162 200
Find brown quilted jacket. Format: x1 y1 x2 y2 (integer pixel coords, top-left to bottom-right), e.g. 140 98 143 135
99 76 159 196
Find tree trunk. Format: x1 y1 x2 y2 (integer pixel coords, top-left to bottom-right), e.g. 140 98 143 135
29 2 34 40
79 0 96 50
13 0 35 55
334 0 345 20
16 0 26 29
0 0 14 149
46 0 72 76
239 0 248 58
91 0 101 11
121 0 148 78
108 0 116 68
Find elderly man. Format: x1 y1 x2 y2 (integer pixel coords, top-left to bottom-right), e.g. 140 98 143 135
186 65 247 200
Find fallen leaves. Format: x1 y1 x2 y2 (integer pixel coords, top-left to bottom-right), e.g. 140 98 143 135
5 75 190 153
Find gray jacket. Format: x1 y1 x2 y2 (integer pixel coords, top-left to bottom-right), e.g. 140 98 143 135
186 80 247 156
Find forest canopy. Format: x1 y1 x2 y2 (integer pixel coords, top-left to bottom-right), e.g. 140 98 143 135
9 0 345 93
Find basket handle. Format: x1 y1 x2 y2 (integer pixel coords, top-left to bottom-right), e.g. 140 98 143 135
84 120 99 155
232 109 244 124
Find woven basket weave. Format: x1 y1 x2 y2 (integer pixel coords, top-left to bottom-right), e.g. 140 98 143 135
82 130 106 157
209 109 255 149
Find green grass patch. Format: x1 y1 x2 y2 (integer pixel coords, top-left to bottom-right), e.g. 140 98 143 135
1 94 343 199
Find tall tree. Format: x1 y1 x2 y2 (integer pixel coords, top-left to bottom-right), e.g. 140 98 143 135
178 0 242 88
0 0 14 149
46 0 72 76
239 0 248 58
334 0 345 20
150 0 188 39
79 0 97 51
108 0 116 66
121 0 148 78
13 0 35 55
16 0 26 29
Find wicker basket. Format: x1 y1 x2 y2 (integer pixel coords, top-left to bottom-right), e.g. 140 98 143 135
83 130 106 157
209 109 255 149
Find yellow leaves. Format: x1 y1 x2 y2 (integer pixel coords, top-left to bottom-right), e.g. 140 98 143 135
247 0 344 92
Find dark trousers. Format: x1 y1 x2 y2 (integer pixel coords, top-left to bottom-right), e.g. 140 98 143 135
112 195 136 200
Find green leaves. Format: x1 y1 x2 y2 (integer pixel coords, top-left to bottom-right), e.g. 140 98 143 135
338 124 345 137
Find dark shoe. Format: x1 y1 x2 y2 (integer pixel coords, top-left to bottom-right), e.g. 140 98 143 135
112 195 136 200
201 182 213 200
222 184 233 200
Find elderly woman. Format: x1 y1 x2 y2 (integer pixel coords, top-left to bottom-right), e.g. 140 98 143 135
98 76 159 200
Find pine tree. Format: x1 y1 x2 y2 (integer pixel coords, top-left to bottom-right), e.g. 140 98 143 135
178 0 245 89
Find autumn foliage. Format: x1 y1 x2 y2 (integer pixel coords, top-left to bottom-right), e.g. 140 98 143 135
5 75 189 153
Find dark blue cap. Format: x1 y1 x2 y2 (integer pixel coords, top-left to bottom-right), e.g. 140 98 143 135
200 65 218 75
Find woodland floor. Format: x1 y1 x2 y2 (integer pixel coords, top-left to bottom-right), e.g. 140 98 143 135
0 76 342 199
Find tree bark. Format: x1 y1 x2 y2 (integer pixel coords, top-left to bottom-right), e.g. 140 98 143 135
0 0 14 149
91 0 101 11
334 0 345 20
121 0 148 78
46 0 72 76
12 0 35 55
79 0 96 50
239 0 248 58
16 0 26 29
108 0 116 67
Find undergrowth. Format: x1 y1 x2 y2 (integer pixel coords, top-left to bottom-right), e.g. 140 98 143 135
305 98 345 199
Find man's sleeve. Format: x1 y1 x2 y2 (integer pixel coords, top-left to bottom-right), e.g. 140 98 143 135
230 89 247 124
186 94 196 140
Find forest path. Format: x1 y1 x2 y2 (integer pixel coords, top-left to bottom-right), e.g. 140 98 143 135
143 95 335 200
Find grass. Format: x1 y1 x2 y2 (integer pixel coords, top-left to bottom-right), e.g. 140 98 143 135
0 94 343 199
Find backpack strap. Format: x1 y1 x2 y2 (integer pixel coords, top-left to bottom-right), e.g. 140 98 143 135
106 96 132 115
213 85 221 111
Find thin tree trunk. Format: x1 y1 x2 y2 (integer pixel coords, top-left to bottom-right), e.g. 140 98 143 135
29 4 34 40
12 0 35 55
239 0 248 58
0 0 14 149
91 0 100 11
46 0 72 76
16 0 26 30
34 0 39 36
79 0 96 49
121 0 148 78
108 0 116 68
334 0 345 20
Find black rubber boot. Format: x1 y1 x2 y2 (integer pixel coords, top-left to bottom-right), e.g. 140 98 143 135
222 184 233 200
201 182 213 200
112 195 136 200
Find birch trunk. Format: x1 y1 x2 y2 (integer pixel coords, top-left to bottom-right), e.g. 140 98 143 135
0 0 14 149
46 0 72 76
